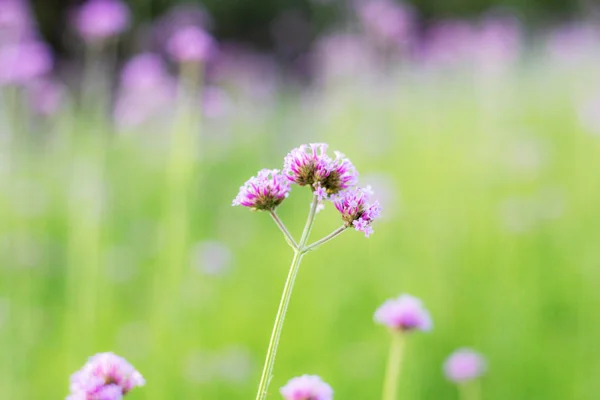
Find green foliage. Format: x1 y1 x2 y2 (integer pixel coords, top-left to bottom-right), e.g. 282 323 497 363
1 60 600 399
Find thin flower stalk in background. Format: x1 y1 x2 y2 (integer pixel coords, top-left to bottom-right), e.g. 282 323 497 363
374 294 432 400
233 143 379 400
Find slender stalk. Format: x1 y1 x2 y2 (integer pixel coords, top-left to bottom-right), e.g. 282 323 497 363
299 194 320 247
304 225 347 252
382 332 405 400
269 211 298 249
255 197 320 400
458 381 481 400
255 250 304 400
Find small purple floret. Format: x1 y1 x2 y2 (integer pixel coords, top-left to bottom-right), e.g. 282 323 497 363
444 348 487 383
66 352 145 400
233 169 291 211
374 294 432 332
333 187 381 237
280 375 333 400
0 41 52 86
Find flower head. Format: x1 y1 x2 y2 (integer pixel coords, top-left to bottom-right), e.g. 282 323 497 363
166 26 216 63
67 352 145 399
283 143 331 187
332 187 381 237
73 0 130 42
280 375 333 400
444 348 487 383
233 169 291 211
374 294 432 332
0 41 52 86
284 143 359 197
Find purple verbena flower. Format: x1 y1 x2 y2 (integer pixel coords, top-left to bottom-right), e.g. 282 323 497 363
283 143 331 187
322 151 358 195
67 352 145 400
444 348 487 383
280 375 333 400
232 169 291 211
0 40 52 86
284 143 358 196
374 294 432 332
166 25 216 63
73 0 130 42
332 187 381 237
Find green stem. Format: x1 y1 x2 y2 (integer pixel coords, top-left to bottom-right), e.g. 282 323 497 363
254 196 320 400
255 250 304 400
382 332 405 400
304 225 347 252
459 381 481 400
269 211 298 249
299 194 319 248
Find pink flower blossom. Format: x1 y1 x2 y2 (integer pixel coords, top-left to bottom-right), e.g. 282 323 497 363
233 169 291 211
67 352 145 400
280 375 333 400
374 294 432 332
444 348 487 382
333 187 381 237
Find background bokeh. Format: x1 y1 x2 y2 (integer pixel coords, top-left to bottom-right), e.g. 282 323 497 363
2 0 600 399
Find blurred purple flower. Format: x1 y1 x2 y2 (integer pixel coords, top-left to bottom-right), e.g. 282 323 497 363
0 0 34 43
374 294 432 332
114 53 176 128
166 26 216 64
233 169 291 211
356 0 414 47
333 187 381 237
313 33 375 81
280 375 333 400
191 240 233 276
67 352 145 399
417 20 476 68
474 16 521 72
444 348 487 383
210 43 278 100
0 40 52 86
73 0 130 42
26 78 64 116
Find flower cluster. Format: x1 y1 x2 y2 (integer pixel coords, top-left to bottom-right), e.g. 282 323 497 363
67 352 145 400
280 375 333 400
333 187 381 237
444 348 487 383
232 169 291 211
283 143 358 197
374 293 432 332
234 143 380 236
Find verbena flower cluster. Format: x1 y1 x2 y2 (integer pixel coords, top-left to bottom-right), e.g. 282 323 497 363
374 293 432 332
233 143 381 237
280 375 334 400
67 352 145 400
444 348 487 383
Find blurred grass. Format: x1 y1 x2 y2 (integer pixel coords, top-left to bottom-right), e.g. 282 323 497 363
1 59 600 399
